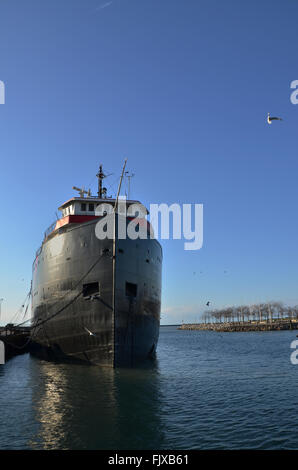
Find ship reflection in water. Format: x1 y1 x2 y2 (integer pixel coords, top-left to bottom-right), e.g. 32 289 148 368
28 357 164 450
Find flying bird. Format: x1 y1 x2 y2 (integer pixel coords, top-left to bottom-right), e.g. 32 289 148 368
267 113 283 124
206 301 210 306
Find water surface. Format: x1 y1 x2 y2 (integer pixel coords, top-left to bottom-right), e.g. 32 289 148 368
0 327 297 449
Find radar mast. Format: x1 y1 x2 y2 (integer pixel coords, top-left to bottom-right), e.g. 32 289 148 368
97 164 108 199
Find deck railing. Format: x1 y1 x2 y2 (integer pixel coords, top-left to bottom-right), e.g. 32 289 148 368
44 221 57 239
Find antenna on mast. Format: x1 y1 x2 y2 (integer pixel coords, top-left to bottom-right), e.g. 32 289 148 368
125 171 135 200
114 159 128 212
72 186 91 198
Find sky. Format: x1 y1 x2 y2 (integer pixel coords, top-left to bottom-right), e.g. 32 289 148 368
0 0 298 325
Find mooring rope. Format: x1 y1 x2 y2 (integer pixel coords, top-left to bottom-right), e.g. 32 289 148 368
7 250 109 353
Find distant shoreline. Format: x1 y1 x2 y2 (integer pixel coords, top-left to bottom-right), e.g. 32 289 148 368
178 317 298 332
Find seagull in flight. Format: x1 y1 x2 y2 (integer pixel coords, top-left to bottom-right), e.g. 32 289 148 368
267 112 283 124
206 301 210 307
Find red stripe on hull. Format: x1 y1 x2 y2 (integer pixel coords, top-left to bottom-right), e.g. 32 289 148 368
54 215 98 230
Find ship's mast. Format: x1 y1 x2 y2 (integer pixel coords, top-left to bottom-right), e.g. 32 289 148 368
97 164 107 199
112 159 127 367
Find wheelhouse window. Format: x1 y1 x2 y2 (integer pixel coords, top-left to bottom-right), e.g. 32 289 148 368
89 203 94 211
81 203 86 211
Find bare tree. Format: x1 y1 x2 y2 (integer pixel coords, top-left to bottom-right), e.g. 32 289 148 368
241 305 250 322
284 306 293 320
258 303 268 321
271 301 284 320
199 300 293 326
233 306 242 323
249 305 257 322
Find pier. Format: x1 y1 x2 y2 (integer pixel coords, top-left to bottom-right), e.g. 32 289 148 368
178 317 298 332
0 326 31 361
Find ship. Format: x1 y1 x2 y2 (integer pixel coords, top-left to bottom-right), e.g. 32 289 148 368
30 163 162 367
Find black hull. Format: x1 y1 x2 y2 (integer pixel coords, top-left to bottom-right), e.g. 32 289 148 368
31 218 162 367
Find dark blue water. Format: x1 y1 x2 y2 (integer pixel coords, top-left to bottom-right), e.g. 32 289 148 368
0 327 298 449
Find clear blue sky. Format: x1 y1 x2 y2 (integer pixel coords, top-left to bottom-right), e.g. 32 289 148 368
0 0 298 325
